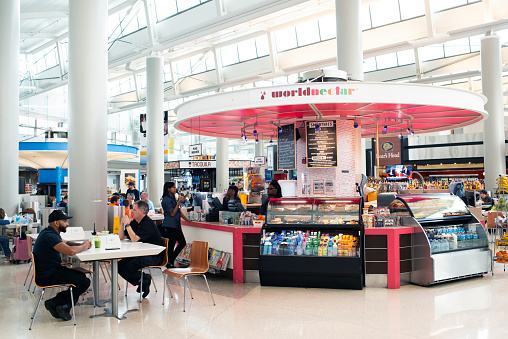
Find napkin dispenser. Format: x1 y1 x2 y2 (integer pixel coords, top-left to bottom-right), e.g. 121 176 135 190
103 234 122 250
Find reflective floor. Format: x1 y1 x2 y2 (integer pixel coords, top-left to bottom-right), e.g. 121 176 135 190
1 259 508 339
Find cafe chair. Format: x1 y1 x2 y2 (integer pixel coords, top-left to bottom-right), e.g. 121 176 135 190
162 240 215 312
29 254 76 330
128 238 170 301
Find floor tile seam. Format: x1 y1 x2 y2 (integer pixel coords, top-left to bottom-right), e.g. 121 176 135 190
187 296 245 338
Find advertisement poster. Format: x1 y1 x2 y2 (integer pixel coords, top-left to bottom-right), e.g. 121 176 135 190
306 120 338 168
313 180 324 194
324 180 335 195
140 111 169 166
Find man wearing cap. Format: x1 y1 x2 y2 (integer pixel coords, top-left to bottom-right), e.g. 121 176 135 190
32 210 92 321
126 181 140 201
118 200 164 298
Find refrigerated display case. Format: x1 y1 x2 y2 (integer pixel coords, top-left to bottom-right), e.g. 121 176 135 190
259 197 364 290
388 194 491 285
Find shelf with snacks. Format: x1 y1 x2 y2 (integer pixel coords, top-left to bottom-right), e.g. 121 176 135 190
259 197 364 290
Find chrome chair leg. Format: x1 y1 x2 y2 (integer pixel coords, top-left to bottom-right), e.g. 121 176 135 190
183 276 187 312
24 264 32 286
162 274 166 305
202 274 216 306
140 271 144 302
70 287 76 326
148 268 157 292
186 277 194 299
29 289 45 330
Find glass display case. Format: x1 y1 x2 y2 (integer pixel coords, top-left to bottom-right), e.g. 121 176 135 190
259 197 364 290
266 198 360 227
388 194 491 285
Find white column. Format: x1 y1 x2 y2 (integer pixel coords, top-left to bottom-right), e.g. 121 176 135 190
481 34 506 192
0 0 19 216
335 0 363 81
255 140 264 157
146 56 164 208
68 0 108 230
216 138 229 192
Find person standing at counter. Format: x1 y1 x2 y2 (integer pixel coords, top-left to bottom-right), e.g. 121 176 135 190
479 190 493 210
221 185 242 210
126 181 140 201
161 182 190 268
260 180 283 215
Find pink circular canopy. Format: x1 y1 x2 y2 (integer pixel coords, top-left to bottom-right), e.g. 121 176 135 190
174 82 487 139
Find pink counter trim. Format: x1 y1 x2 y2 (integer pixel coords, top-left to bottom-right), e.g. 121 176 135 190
181 220 262 283
365 227 415 289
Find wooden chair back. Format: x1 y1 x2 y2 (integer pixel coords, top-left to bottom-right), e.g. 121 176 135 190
189 241 209 272
159 238 169 267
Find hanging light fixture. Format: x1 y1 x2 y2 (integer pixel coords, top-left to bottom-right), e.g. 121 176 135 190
278 125 282 133
255 138 259 144
398 134 402 140
253 123 258 137
315 118 321 131
411 125 415 136
354 117 358 128
383 118 387 132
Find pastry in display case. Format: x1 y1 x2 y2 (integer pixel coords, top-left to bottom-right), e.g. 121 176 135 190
259 197 364 290
388 194 491 285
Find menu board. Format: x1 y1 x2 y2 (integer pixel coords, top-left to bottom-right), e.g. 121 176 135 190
277 123 296 170
306 120 337 168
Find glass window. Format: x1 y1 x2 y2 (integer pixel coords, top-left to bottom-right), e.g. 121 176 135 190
174 58 191 78
443 37 471 57
361 4 372 30
363 57 377 72
123 17 139 35
154 0 178 21
432 0 467 12
190 54 206 74
275 27 298 52
295 20 321 46
45 49 58 69
35 59 46 74
318 15 336 41
469 35 481 52
163 64 173 82
399 0 425 20
418 43 444 61
255 36 269 57
219 44 239 66
108 13 121 38
369 0 401 28
237 39 258 62
177 0 200 12
497 28 508 46
204 53 216 70
376 53 398 69
397 49 415 65
137 73 147 89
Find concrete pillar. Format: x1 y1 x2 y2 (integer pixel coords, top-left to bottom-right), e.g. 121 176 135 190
335 0 363 81
255 140 264 157
0 0 19 216
216 138 229 192
336 0 365 178
146 56 164 208
68 0 108 230
481 34 506 192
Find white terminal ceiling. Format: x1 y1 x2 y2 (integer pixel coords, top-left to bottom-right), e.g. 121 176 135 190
16 0 508 149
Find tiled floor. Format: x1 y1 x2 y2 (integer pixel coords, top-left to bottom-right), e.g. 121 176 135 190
2 259 508 338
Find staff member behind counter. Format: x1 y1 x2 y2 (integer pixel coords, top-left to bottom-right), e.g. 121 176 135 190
260 179 283 215
221 185 243 211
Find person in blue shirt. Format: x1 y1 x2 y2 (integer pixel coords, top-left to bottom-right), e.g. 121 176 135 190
140 191 155 212
161 182 190 268
32 210 92 321
0 208 13 262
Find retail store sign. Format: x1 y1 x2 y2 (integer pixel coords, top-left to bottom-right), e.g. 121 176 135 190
251 84 360 104
181 160 216 168
189 144 202 156
254 156 266 166
376 137 401 166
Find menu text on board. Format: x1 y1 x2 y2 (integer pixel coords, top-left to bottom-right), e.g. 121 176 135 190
306 120 338 168
277 123 296 170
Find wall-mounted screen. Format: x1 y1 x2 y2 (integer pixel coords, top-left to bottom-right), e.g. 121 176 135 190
385 165 412 179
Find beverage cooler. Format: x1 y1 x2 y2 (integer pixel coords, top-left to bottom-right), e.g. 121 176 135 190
388 194 491 285
259 197 364 290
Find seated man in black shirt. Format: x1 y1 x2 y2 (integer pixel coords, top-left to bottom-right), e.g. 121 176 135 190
32 210 92 321
119 200 164 298
479 189 493 210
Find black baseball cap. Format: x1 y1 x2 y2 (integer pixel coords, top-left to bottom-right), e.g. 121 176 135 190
48 210 73 223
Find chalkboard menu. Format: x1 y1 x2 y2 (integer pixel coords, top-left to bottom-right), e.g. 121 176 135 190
306 120 338 168
277 123 296 170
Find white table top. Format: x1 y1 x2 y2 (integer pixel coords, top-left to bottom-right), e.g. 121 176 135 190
149 214 164 221
74 240 164 261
